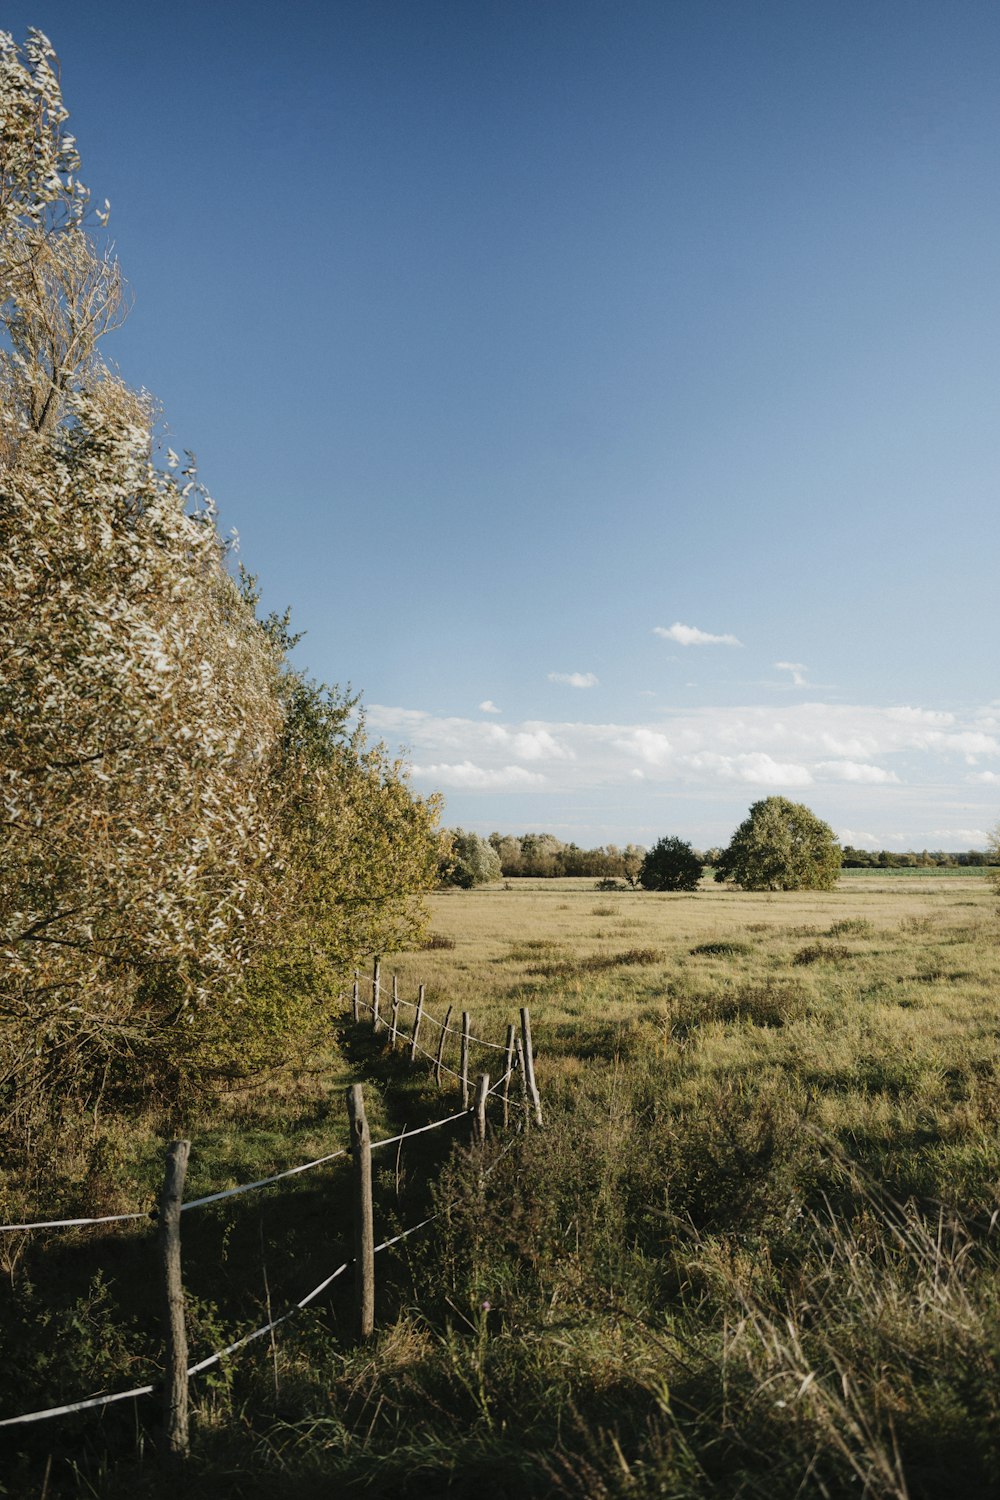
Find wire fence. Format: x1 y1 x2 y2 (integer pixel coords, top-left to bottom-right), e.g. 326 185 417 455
0 966 543 1451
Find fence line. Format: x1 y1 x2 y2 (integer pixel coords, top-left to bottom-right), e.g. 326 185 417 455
1 964 543 1449
3 1085 496 1234
0 1130 524 1431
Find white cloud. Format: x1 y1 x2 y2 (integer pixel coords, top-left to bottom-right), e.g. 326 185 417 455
510 729 575 762
412 761 545 790
916 730 999 757
815 760 900 784
930 828 990 843
654 622 743 647
548 671 599 688
479 700 502 714
839 829 881 847
775 661 808 687
612 728 672 765
968 770 1000 784
887 707 955 727
683 751 813 787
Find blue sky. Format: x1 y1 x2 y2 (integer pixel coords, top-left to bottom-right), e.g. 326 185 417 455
10 1 1000 848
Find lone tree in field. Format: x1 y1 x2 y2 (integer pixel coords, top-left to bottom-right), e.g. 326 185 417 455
715 797 841 891
640 836 703 892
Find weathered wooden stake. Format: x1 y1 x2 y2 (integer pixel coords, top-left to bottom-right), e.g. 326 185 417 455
389 974 400 1047
460 1010 471 1109
409 983 425 1064
514 1032 529 1128
435 1004 453 1087
372 957 382 1033
158 1139 191 1463
501 1021 515 1128
352 970 360 1024
346 1084 375 1339
520 1006 543 1127
473 1072 490 1145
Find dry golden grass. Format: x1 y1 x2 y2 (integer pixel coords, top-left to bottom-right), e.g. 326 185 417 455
389 874 998 1087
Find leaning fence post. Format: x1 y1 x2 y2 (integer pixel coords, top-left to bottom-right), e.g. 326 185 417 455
501 1022 515 1128
158 1139 191 1463
520 1007 543 1127
372 958 382 1033
473 1072 490 1145
460 1011 471 1109
346 1084 375 1339
352 970 360 1023
435 1004 453 1087
409 983 425 1064
389 974 400 1048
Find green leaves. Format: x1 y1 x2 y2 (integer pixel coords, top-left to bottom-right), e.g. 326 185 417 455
715 797 841 891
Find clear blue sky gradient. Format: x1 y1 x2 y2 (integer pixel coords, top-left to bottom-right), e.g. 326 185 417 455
9 1 1000 847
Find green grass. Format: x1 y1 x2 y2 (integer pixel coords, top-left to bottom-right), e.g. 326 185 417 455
840 864 992 876
5 873 1000 1498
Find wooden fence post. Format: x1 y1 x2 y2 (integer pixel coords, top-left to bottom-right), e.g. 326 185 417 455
435 1004 453 1087
501 1022 515 1129
520 1007 543 1127
409 983 425 1064
514 1032 529 1128
346 1084 375 1339
372 958 381 1033
460 1011 471 1110
158 1139 191 1463
352 970 359 1024
389 974 400 1048
473 1072 490 1145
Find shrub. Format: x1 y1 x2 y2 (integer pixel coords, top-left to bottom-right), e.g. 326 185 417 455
639 836 703 892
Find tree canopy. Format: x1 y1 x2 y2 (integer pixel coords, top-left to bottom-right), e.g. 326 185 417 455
639 836 704 892
715 798 841 892
0 30 439 1166
439 829 502 888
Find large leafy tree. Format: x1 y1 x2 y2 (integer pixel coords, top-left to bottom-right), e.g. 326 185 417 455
715 797 841 891
0 31 439 1159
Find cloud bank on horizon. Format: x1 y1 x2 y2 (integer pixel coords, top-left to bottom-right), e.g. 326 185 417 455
371 697 1000 847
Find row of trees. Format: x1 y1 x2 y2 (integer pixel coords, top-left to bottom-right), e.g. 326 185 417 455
841 847 996 868
0 33 440 1168
441 812 1000 893
437 831 647 885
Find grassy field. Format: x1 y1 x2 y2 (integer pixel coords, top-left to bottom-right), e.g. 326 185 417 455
4 873 1000 1498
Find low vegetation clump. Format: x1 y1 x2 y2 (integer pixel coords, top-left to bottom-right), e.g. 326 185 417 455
690 939 754 957
793 941 855 965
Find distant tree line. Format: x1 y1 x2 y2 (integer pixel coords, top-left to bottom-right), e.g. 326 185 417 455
488 833 648 881
840 847 997 867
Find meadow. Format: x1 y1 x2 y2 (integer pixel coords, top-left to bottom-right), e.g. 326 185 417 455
4 873 1000 1498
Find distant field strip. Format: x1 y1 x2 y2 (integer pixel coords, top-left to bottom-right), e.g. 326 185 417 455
839 866 992 877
